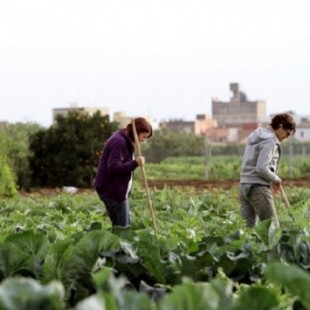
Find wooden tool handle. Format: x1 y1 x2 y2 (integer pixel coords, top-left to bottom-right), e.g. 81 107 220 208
131 119 157 232
280 184 290 209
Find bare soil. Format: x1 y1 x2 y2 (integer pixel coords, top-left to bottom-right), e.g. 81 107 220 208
147 178 310 189
20 178 309 196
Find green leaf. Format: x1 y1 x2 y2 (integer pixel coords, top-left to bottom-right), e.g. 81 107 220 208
265 262 310 309
234 287 279 310
5 231 50 259
268 225 282 249
112 226 135 241
121 291 154 310
210 277 235 309
159 282 220 310
93 269 153 310
0 278 64 310
4 231 50 279
135 231 172 284
75 294 107 310
42 238 75 283
254 219 272 246
92 268 112 291
0 243 30 280
59 230 120 305
179 250 214 281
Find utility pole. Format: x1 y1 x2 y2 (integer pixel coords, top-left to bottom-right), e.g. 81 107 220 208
204 134 211 179
289 138 293 178
302 143 306 158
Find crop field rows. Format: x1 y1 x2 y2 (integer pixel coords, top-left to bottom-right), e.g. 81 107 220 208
0 184 310 309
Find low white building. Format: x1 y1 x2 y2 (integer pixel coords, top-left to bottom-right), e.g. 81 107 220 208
53 103 109 124
113 111 156 129
295 120 310 142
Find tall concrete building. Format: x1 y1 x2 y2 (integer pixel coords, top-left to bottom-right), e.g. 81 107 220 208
212 83 267 127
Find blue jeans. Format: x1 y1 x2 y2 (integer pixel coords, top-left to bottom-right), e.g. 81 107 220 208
100 196 131 227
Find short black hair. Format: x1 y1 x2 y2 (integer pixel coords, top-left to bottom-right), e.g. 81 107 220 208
270 113 296 134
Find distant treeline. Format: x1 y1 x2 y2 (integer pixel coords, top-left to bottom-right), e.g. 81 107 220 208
1 116 309 196
142 129 310 162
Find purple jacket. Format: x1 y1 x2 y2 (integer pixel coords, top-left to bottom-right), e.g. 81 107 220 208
94 130 138 202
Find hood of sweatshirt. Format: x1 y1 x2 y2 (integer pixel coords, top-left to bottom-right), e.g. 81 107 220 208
247 127 280 145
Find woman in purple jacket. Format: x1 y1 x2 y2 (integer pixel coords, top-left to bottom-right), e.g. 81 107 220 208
94 117 152 227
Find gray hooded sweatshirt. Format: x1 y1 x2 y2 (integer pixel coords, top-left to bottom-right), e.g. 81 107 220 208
240 127 281 185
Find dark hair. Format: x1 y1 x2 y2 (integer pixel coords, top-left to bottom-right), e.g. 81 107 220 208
126 117 153 142
270 113 296 134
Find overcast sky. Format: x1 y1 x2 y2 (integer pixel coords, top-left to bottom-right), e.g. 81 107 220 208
0 0 309 127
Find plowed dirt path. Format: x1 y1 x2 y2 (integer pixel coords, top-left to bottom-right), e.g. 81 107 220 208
148 178 309 189
21 178 309 196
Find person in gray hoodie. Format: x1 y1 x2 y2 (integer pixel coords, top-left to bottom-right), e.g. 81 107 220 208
240 113 296 227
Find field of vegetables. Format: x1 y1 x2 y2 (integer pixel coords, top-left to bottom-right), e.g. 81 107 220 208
0 183 310 309
141 155 310 180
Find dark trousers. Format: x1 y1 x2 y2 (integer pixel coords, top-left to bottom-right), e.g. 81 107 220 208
239 184 279 228
100 195 131 227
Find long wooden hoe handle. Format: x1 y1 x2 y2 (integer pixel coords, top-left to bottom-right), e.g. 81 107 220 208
131 119 157 232
280 184 290 209
280 184 296 223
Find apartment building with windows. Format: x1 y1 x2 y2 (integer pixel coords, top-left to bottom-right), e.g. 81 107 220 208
212 83 267 127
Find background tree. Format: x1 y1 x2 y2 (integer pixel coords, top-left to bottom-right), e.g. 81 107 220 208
0 122 42 190
29 111 118 188
142 128 205 163
0 128 17 197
